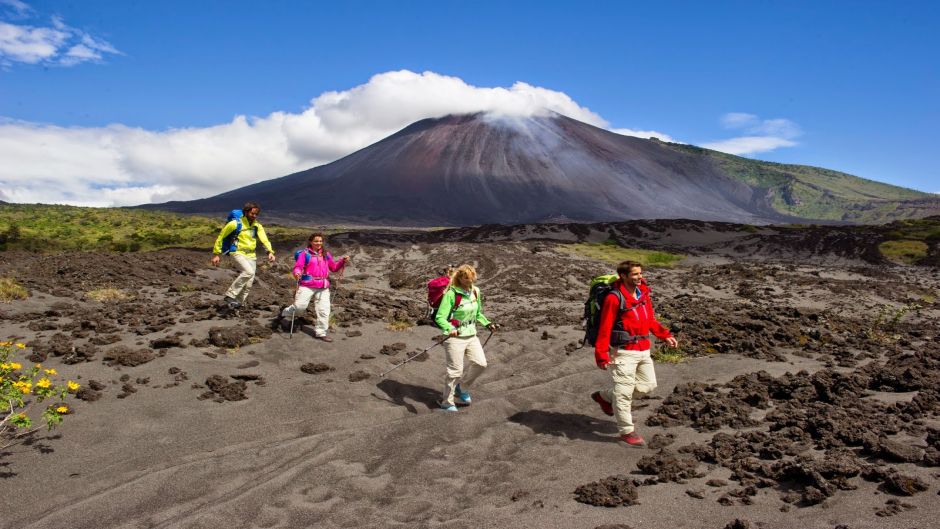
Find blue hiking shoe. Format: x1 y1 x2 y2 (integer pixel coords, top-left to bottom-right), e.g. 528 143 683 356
440 403 458 412
455 384 471 404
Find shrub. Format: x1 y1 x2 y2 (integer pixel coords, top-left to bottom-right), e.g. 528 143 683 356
85 288 132 302
0 277 28 303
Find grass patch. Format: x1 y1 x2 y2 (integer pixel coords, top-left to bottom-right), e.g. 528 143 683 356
878 240 928 264
85 288 132 302
557 240 684 267
0 277 28 302
652 346 686 364
386 319 414 331
0 203 316 254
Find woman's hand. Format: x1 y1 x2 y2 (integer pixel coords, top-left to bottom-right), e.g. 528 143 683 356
448 329 458 337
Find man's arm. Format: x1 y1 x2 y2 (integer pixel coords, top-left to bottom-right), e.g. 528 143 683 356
255 224 276 262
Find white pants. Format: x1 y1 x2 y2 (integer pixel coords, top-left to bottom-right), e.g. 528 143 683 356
281 286 331 337
602 349 657 435
442 336 487 406
224 254 256 303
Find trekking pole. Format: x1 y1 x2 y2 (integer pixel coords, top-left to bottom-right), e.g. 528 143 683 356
481 328 495 348
380 336 450 377
289 276 301 340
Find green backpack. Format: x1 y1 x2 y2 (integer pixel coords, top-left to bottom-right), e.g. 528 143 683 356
582 274 630 347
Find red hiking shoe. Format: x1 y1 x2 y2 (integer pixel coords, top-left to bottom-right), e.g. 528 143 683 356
620 432 645 447
591 391 614 416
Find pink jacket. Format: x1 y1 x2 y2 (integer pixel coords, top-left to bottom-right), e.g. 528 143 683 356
294 248 346 289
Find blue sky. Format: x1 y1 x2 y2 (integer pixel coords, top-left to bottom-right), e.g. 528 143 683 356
1 0 937 205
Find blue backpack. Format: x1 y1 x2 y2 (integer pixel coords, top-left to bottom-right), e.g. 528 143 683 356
221 209 257 255
293 248 316 281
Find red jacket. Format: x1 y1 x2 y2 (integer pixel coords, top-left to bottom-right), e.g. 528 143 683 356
594 280 672 367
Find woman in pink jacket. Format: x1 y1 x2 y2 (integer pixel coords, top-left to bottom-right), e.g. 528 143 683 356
278 233 349 341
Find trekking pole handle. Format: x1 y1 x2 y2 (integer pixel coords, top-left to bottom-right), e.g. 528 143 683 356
379 336 450 377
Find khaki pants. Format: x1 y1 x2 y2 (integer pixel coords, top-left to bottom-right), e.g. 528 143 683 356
602 349 657 435
281 287 331 337
441 336 487 406
224 253 257 304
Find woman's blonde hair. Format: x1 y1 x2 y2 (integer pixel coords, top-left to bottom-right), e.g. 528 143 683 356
449 264 477 288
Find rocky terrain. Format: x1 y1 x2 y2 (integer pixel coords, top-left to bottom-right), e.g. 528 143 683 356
1 218 938 529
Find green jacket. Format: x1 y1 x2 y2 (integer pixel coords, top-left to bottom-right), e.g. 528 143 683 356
434 285 491 337
212 217 274 259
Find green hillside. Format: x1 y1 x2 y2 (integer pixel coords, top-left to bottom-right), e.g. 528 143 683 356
0 204 311 253
664 143 933 223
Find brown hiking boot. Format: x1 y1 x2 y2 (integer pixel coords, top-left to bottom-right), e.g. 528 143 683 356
591 391 614 416
315 335 333 342
620 432 645 447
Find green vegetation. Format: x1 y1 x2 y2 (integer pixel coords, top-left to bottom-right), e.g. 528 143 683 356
662 143 932 223
85 288 132 302
0 204 312 253
877 218 940 264
386 319 414 331
557 239 684 267
878 240 929 265
0 278 28 303
652 345 686 364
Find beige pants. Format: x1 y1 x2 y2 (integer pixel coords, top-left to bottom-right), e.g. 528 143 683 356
442 335 487 406
602 349 657 435
281 287 331 337
224 253 257 303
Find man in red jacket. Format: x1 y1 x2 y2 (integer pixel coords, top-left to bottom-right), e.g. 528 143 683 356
592 260 678 447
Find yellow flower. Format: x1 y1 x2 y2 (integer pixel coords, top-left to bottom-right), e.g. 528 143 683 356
10 362 22 370
44 368 57 375
14 381 32 394
0 362 9 370
36 377 52 389
15 343 26 349
56 405 69 414
0 341 11 347
67 381 80 391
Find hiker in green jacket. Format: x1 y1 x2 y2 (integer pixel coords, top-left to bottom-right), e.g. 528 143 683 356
211 202 275 309
434 264 499 412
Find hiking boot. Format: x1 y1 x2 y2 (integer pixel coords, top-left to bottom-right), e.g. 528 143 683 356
620 432 645 447
271 306 287 330
454 384 471 405
223 296 241 309
440 403 458 412
315 335 333 342
591 391 614 416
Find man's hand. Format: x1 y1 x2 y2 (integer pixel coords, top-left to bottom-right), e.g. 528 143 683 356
267 253 276 263
597 360 609 371
210 255 220 266
666 336 679 348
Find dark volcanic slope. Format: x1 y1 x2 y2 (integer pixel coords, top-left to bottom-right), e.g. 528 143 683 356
149 113 787 226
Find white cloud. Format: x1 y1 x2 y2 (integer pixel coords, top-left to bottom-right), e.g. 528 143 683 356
0 0 31 18
611 127 677 143
0 71 805 207
700 136 798 156
0 70 638 207
0 8 120 67
703 112 801 156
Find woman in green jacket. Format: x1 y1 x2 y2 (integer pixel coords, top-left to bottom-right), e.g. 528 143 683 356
434 264 498 412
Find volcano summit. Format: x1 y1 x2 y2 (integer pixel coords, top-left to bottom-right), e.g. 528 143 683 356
147 113 935 226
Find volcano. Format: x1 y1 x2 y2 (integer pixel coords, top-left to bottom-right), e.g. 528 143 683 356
146 113 934 226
